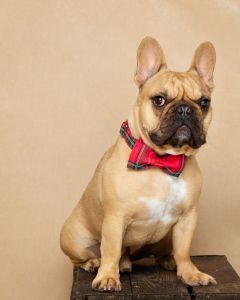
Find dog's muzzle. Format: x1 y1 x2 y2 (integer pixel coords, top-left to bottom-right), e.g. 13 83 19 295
149 103 205 149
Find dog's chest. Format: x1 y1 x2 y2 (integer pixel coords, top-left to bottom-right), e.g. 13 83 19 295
140 176 187 224
124 175 188 246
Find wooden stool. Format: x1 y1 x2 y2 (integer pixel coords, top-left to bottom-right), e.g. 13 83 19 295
70 255 240 299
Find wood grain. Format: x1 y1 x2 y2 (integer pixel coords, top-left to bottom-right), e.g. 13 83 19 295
71 256 240 300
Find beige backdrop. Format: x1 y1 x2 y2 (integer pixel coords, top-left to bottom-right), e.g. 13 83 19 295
1 1 240 299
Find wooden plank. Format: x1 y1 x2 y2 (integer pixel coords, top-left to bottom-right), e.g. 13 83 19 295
71 266 132 300
191 255 240 300
70 256 240 299
130 257 190 300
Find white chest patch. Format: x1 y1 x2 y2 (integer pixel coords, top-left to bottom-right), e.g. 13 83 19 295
139 177 187 225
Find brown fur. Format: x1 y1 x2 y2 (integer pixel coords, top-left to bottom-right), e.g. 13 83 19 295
60 37 216 291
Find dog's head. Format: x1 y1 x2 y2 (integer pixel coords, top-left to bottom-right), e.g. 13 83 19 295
132 37 216 156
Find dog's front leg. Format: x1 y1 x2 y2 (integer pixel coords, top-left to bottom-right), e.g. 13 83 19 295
92 214 125 291
173 207 217 286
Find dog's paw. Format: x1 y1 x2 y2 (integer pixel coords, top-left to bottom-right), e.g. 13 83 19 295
82 258 100 272
178 270 217 286
120 255 132 272
120 265 132 273
73 258 100 272
92 276 122 291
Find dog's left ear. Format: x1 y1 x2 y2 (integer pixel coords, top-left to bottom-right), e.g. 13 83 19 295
134 37 167 88
189 42 216 90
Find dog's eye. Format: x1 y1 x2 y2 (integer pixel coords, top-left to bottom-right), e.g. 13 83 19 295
199 98 210 111
152 96 165 107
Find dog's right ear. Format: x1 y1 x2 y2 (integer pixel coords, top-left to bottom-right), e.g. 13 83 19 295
134 37 167 88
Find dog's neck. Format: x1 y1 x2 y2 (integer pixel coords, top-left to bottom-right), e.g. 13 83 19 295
127 104 141 139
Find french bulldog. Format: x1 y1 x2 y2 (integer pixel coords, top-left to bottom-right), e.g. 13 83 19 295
60 37 217 291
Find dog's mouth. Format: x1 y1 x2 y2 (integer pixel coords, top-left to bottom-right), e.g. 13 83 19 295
166 125 192 148
149 121 205 149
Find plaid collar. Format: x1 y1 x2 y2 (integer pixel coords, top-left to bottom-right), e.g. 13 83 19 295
120 120 186 177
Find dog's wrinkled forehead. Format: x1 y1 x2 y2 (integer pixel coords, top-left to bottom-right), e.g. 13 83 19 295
141 71 210 102
134 36 216 102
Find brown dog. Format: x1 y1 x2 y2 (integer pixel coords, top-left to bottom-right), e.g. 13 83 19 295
60 37 216 291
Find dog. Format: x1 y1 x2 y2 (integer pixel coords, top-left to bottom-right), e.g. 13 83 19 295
60 37 217 291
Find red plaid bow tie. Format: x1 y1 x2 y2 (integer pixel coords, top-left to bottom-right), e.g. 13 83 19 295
120 121 186 177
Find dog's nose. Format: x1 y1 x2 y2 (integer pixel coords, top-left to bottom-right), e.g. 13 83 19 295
176 104 192 117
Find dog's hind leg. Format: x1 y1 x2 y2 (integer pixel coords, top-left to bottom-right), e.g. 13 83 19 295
156 254 177 271
60 217 101 272
119 248 132 272
154 230 176 271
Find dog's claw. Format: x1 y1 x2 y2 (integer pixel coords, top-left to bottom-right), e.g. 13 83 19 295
92 276 122 292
